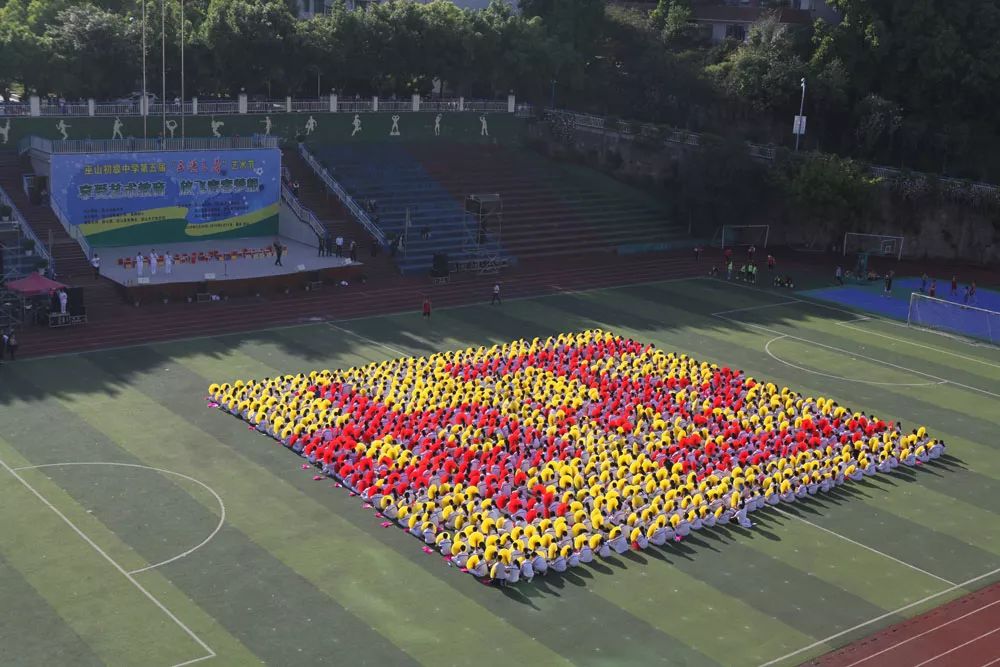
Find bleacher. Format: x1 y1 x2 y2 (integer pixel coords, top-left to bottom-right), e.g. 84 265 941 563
414 145 687 259
310 143 686 274
311 144 509 274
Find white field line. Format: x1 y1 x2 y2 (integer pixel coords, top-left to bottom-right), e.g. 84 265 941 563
980 656 1000 667
837 319 1000 371
764 335 944 387
707 278 1000 368
328 323 410 357
913 627 1000 667
0 458 216 667
757 566 1000 667
711 300 800 316
771 507 955 586
713 312 1000 399
11 462 227 575
840 598 1000 667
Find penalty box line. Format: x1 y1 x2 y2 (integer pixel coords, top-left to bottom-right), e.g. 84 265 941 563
712 309 1000 399
0 457 216 667
708 278 1000 372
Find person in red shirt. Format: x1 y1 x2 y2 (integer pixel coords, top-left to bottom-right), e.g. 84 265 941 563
422 297 431 320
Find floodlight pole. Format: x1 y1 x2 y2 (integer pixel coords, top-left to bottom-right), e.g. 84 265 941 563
161 0 167 141
795 77 806 152
180 0 185 147
142 0 147 139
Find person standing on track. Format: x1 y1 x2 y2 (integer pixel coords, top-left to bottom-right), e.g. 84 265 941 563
835 265 843 286
422 297 431 320
951 275 958 297
929 280 937 298
883 270 894 297
491 282 501 305
970 281 977 304
766 254 775 272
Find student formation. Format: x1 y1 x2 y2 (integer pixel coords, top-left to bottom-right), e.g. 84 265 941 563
208 330 943 584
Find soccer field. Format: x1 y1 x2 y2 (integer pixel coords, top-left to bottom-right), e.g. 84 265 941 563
2 277 999 667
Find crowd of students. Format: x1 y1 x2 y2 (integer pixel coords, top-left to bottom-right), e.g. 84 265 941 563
208 329 943 584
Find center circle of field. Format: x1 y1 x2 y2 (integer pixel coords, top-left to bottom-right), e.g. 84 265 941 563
17 461 226 574
763 335 943 387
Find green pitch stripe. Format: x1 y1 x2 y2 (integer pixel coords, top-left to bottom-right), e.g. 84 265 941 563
0 439 208 667
0 551 103 667
0 383 385 667
163 337 722 666
789 313 1000 389
183 313 887 665
42 351 580 667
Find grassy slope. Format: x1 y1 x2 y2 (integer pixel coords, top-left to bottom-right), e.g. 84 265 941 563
0 278 998 667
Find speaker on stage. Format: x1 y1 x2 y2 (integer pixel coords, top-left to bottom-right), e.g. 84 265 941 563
431 253 450 277
67 287 85 316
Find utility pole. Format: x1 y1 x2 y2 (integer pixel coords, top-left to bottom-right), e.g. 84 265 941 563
795 77 806 152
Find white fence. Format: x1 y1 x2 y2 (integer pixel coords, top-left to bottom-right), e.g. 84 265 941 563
298 143 386 246
2 96 514 118
21 135 279 155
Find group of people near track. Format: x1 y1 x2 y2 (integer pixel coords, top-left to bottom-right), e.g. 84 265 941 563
208 329 944 584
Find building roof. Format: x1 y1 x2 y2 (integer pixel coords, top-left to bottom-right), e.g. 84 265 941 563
690 6 812 25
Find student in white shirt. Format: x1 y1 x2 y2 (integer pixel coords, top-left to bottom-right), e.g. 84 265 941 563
164 252 173 274
136 252 144 276
149 250 158 275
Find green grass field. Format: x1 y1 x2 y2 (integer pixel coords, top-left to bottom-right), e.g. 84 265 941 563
2 277 999 667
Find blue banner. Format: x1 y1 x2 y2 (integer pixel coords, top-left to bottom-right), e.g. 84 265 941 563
50 148 281 247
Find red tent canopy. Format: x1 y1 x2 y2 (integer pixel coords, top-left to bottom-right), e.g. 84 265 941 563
5 273 67 297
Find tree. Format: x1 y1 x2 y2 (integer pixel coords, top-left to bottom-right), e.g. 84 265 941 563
853 93 901 158
671 136 774 235
46 5 140 99
0 0 51 94
518 0 604 58
657 0 701 51
199 0 299 96
709 14 806 115
777 152 877 236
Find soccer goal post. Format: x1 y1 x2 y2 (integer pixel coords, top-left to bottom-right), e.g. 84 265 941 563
719 225 769 249
843 233 904 261
907 292 1000 346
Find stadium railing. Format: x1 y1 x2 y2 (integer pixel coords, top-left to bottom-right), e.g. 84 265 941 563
20 135 280 155
545 109 999 197
297 143 386 247
0 183 55 275
1 96 513 119
280 183 326 240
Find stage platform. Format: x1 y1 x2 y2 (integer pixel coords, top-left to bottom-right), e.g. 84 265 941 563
97 236 365 302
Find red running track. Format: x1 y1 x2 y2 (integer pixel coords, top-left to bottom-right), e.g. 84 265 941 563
16 252 707 359
809 582 1000 667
